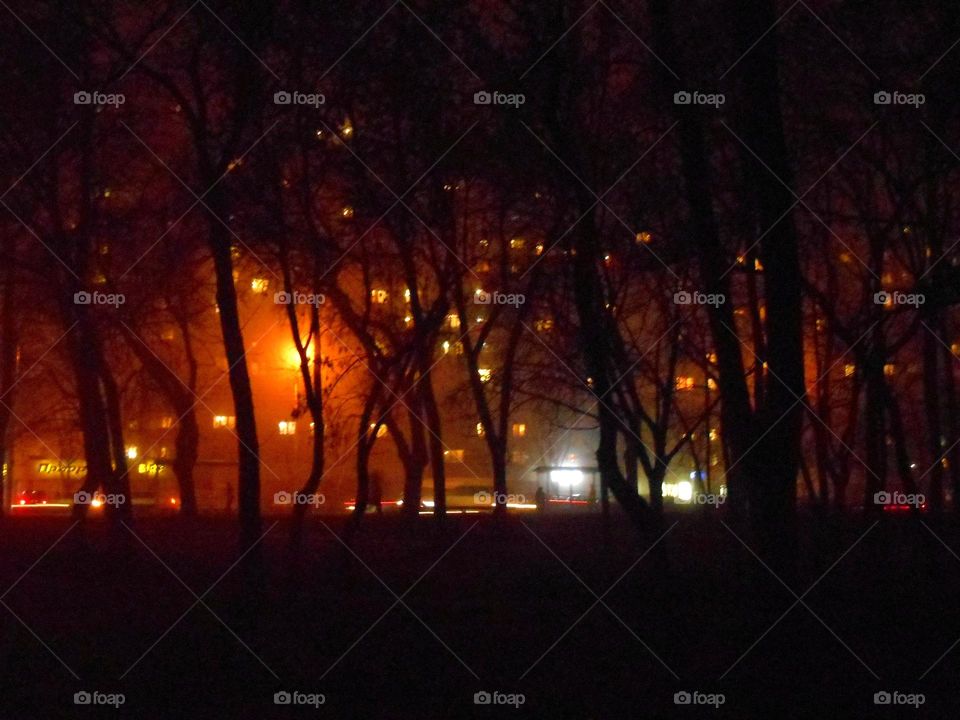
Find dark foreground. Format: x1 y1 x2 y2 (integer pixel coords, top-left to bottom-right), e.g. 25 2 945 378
0 510 958 718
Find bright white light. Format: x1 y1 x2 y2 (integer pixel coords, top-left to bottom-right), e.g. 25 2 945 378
676 480 693 502
125 446 138 460
551 468 583 486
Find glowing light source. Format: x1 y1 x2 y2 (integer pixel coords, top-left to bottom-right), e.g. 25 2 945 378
126 446 138 460
550 468 583 486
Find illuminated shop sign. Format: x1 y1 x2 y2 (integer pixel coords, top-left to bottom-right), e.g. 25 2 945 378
37 461 87 476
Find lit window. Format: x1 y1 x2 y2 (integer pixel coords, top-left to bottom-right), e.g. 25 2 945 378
535 242 544 255
636 231 652 244
476 422 485 437
512 423 526 438
341 206 354 218
339 119 353 137
250 277 269 294
371 288 388 304
444 449 465 461
369 423 387 438
709 428 718 441
883 363 895 377
213 415 236 429
447 313 460 329
478 368 492 383
534 318 554 332
160 416 174 429
510 450 529 464
125 446 138 460
707 378 717 390
675 376 695 391
278 421 297 436
844 364 856 378
441 341 450 354
510 237 525 249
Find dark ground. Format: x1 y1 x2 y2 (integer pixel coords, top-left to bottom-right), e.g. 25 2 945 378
0 508 958 718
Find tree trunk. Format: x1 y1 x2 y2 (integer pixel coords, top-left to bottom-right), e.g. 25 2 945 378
207 204 261 548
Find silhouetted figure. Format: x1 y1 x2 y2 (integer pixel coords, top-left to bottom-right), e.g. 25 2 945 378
370 471 383 514
225 483 234 513
535 486 546 514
